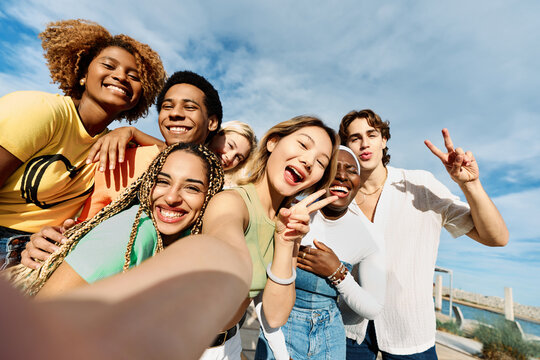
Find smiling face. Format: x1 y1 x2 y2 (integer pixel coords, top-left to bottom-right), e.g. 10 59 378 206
324 149 361 215
345 117 387 172
265 126 333 197
82 46 142 117
151 150 209 245
158 83 218 146
209 131 252 171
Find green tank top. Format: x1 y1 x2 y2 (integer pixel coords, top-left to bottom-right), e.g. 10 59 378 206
233 184 275 298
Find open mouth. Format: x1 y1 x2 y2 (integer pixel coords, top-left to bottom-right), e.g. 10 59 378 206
166 126 191 135
156 206 187 223
104 84 131 98
329 185 350 198
284 166 304 185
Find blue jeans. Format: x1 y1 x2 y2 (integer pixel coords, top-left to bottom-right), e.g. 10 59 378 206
346 321 438 360
255 304 346 360
0 226 31 270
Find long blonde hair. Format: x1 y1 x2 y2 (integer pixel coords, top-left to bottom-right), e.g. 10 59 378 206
238 115 339 206
218 121 258 185
4 143 224 296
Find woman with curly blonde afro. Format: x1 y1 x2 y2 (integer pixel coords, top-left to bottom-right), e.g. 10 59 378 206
0 19 166 269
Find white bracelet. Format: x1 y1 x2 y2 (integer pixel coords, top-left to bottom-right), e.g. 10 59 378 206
266 262 296 285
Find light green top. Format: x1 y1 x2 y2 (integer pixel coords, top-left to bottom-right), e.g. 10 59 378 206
66 203 158 283
233 184 276 298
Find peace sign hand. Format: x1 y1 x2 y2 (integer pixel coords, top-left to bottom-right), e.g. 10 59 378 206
424 128 479 185
274 189 338 246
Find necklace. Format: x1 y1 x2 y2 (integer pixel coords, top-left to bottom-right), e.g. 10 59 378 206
356 168 388 204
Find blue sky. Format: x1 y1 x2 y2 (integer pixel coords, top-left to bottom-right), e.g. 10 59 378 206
1 1 539 306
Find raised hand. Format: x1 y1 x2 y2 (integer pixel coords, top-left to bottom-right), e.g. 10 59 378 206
274 189 338 245
424 128 479 185
297 240 341 277
86 126 136 172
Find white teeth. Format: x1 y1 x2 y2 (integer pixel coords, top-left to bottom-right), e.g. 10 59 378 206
160 208 184 219
330 186 349 194
106 85 127 95
289 167 304 181
169 127 189 133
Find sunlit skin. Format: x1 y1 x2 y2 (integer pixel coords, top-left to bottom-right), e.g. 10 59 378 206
208 132 252 171
264 126 333 198
322 150 361 219
77 46 142 136
158 84 218 146
345 118 387 174
151 151 208 245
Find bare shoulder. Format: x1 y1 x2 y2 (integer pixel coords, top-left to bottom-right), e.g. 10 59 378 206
203 189 249 242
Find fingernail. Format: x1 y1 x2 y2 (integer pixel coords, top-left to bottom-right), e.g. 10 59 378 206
119 158 124 163
61 237 68 245
86 159 91 164
109 164 115 170
99 166 105 172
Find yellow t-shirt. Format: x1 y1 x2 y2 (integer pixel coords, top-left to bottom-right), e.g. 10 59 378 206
0 91 103 232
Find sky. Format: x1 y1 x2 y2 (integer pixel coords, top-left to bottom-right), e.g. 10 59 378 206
1 1 539 306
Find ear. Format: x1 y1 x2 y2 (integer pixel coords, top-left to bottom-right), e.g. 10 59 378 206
382 137 387 148
207 115 219 132
266 135 280 153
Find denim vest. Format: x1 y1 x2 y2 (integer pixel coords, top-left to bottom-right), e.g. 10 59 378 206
294 261 353 309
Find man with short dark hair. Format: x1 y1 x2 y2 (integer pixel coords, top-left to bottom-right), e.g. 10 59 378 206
338 109 508 360
21 70 223 267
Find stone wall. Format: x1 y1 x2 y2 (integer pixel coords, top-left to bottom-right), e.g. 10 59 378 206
440 287 540 323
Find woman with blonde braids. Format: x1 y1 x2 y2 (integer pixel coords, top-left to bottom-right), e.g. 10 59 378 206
0 19 165 269
8 142 223 297
198 115 339 359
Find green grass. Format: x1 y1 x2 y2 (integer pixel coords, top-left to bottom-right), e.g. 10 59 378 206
472 320 540 360
436 319 465 336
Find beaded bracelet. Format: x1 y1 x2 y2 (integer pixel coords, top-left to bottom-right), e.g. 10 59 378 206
266 262 297 285
327 263 348 286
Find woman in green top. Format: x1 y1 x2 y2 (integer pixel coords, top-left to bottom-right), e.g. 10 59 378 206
198 115 340 358
7 142 223 297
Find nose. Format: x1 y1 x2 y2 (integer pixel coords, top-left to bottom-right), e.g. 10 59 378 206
335 164 347 181
165 188 183 206
112 68 128 83
169 105 185 119
299 156 314 174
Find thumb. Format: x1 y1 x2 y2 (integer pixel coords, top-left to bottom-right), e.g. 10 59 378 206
313 239 330 251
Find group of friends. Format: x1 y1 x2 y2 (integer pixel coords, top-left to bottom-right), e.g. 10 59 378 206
0 19 508 360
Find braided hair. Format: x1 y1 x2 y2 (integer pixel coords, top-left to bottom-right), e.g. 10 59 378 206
5 143 223 296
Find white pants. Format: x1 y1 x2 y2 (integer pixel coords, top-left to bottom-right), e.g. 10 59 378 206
199 328 242 360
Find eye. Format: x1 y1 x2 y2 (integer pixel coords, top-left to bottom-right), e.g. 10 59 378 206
101 62 114 70
227 142 233 150
316 160 326 168
156 178 169 185
128 73 141 82
185 185 203 193
184 105 197 110
161 104 173 110
298 141 307 149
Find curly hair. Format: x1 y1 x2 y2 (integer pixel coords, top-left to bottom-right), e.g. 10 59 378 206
156 71 223 141
39 19 166 123
239 115 339 206
4 143 224 296
339 109 391 166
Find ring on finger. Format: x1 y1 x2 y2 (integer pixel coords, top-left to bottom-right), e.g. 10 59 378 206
302 252 306 259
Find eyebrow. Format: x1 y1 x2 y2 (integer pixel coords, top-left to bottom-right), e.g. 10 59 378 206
158 172 206 185
298 133 331 162
162 98 202 107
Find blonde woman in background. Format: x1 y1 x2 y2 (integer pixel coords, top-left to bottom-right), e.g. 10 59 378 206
208 121 258 187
